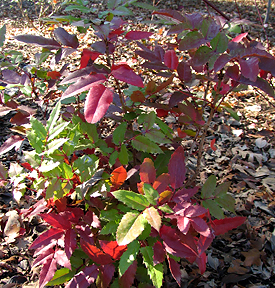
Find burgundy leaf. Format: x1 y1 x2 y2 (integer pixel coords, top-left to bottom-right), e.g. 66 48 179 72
55 248 71 269
53 27 79 49
29 228 64 250
98 264 115 288
75 225 94 245
153 173 170 194
111 64 144 87
167 256 181 286
65 228 77 260
33 248 55 268
99 240 127 260
84 84 113 124
80 239 113 265
164 50 179 70
142 61 168 71
40 213 71 230
184 204 207 218
160 225 197 258
63 208 84 224
168 146 186 189
190 217 211 238
0 135 24 156
125 31 153 40
258 56 275 77
140 158 156 184
39 254 57 288
185 13 204 29
119 261 137 288
226 64 240 81
179 31 207 51
155 45 165 62
65 265 99 288
153 241 165 265
61 74 106 100
197 235 214 254
152 10 185 23
59 66 98 85
239 57 259 82
14 34 61 50
176 216 190 234
211 216 246 235
232 32 248 43
0 106 14 117
33 240 57 257
173 187 199 203
169 91 192 108
214 54 232 72
135 49 161 62
196 252 207 274
80 49 101 69
177 61 192 82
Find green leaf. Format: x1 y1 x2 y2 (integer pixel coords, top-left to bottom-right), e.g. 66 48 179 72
155 118 173 138
224 107 240 121
116 211 147 245
132 1 156 10
47 101 61 132
109 150 119 166
100 209 121 221
138 111 156 130
0 25 6 47
132 135 163 154
202 199 224 219
143 207 161 232
79 120 98 143
46 179 61 199
113 122 127 145
42 138 68 155
112 6 133 16
27 130 44 154
119 144 129 165
210 32 228 53
213 181 231 196
101 220 120 235
46 268 74 286
201 175 216 199
112 190 150 210
48 122 70 141
140 246 163 288
119 240 140 276
143 183 159 205
215 194 235 213
145 129 171 144
158 204 173 214
39 160 60 173
30 117 47 141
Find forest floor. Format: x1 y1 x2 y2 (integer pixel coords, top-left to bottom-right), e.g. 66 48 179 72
0 0 275 287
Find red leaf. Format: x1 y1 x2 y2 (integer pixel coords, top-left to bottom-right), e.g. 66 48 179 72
65 265 99 288
111 64 144 87
119 261 137 288
156 108 169 117
210 139 217 151
153 173 170 194
232 32 248 43
21 162 34 171
98 264 115 288
160 225 197 258
39 254 57 288
226 64 240 81
84 84 113 123
65 228 77 260
80 49 101 69
40 213 71 230
212 216 246 236
140 158 156 184
0 135 24 156
164 50 179 70
80 239 113 265
33 248 55 268
125 31 153 40
99 240 127 260
173 187 199 203
62 74 106 100
47 71 61 80
168 146 186 189
153 241 165 265
29 228 64 250
110 166 127 189
55 248 71 269
239 57 259 82
190 217 211 238
196 252 207 274
167 256 181 286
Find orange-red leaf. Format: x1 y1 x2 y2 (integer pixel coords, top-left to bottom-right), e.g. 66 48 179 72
111 166 127 188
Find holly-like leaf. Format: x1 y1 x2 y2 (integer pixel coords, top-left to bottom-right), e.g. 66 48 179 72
84 84 113 123
211 216 246 235
54 27 79 49
80 239 113 265
61 74 106 100
140 246 163 288
164 50 179 70
112 190 150 210
140 158 156 184
132 135 163 154
125 31 153 40
14 34 61 50
168 146 186 189
143 207 161 232
111 166 127 189
111 64 144 87
201 175 216 199
0 135 24 156
39 254 57 288
80 49 101 69
116 212 147 245
119 240 140 276
167 256 181 286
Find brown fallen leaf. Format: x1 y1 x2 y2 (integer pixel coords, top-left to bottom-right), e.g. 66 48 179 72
241 248 263 267
228 259 249 274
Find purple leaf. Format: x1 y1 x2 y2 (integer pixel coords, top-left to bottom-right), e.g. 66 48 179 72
0 135 24 156
152 10 185 23
111 64 144 87
2 69 21 84
177 61 192 83
239 57 259 82
135 50 161 62
39 254 57 288
125 31 153 40
142 61 168 71
164 50 179 70
40 213 71 230
179 31 207 51
226 64 240 81
53 27 79 49
61 74 106 99
258 56 275 76
98 264 115 288
168 146 186 189
190 217 211 238
65 228 77 260
119 261 137 288
153 241 165 265
33 248 55 268
14 34 61 50
214 54 232 72
185 13 204 29
155 45 165 62
173 187 199 203
84 84 113 123
167 256 181 286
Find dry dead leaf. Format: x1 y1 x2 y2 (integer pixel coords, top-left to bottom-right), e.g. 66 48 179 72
242 248 262 266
